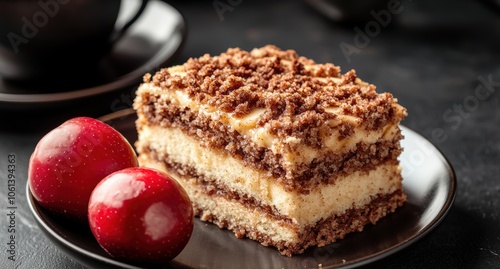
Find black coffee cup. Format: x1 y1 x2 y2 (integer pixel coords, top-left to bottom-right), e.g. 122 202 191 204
0 0 149 81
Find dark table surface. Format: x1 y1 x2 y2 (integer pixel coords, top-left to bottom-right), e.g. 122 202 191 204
1 0 500 268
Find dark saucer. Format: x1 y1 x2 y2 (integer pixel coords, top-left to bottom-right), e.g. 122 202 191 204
0 0 185 110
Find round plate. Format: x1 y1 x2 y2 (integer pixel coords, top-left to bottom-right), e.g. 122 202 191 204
0 0 185 109
27 109 457 269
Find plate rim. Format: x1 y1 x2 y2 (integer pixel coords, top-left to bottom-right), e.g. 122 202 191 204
27 110 457 269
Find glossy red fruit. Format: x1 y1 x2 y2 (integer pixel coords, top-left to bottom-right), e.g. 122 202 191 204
88 167 193 264
28 117 138 221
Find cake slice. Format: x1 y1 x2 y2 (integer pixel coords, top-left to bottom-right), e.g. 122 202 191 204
133 45 407 256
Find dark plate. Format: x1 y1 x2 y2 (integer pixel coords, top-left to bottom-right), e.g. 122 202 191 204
0 0 185 109
27 109 457 269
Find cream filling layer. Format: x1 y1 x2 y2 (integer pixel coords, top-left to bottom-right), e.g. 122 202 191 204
137 82 403 169
137 125 403 228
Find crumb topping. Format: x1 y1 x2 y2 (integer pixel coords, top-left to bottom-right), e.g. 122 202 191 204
147 45 406 136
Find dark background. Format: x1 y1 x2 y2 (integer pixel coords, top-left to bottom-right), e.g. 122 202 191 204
1 0 499 268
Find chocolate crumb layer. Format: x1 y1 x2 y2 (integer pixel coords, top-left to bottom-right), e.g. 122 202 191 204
141 45 407 138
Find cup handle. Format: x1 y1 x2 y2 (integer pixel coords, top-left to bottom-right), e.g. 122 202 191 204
110 0 150 46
